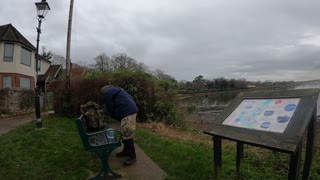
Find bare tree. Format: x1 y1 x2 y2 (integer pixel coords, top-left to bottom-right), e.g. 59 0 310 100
135 62 148 72
111 53 131 70
94 53 111 71
154 69 175 81
51 53 66 68
111 53 145 71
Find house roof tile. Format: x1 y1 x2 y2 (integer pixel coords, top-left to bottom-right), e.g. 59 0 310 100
62 66 87 79
71 67 87 78
0 24 36 50
45 65 62 80
37 65 62 83
38 74 49 83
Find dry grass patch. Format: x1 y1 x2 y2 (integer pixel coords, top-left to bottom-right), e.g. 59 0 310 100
139 121 212 143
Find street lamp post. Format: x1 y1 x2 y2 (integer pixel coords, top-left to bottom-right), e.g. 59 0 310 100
35 0 50 128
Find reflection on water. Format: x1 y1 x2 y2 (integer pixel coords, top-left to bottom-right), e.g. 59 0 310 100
177 91 238 108
294 84 320 116
178 84 320 124
177 91 238 123
179 84 320 116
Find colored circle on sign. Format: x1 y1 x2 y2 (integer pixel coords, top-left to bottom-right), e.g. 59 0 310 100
263 100 273 106
277 115 290 123
264 110 274 116
261 122 271 129
234 118 241 122
285 104 296 111
275 99 282 104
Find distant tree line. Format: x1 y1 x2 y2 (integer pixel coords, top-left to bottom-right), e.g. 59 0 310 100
92 53 147 72
178 75 247 91
178 75 295 91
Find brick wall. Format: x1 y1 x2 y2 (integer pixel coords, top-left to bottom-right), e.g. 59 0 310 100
0 89 35 115
0 73 35 90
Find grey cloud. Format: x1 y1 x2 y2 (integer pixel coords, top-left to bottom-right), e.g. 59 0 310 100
1 0 320 82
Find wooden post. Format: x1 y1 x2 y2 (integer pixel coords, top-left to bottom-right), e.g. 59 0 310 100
302 108 316 179
213 136 222 180
65 0 74 109
236 142 244 175
288 141 302 180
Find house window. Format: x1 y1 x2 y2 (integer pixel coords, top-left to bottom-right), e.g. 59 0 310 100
20 77 31 89
4 43 14 62
3 76 12 88
20 47 31 66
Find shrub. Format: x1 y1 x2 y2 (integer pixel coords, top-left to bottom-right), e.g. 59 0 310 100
49 70 180 126
186 104 197 114
110 70 156 122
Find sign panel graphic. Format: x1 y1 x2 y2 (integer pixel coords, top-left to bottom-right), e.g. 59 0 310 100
222 98 300 133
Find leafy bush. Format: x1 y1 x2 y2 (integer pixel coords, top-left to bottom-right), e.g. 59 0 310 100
186 104 197 114
48 70 180 125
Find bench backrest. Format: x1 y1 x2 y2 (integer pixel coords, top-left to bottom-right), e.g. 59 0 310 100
76 115 122 151
76 115 92 150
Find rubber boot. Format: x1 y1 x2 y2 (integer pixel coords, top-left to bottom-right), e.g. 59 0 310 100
116 139 130 157
123 139 137 166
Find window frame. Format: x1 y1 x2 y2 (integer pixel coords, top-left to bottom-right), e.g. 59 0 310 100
20 47 32 66
3 75 12 88
3 43 14 62
19 77 31 89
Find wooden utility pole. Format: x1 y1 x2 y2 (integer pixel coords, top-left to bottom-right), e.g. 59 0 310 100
66 0 74 109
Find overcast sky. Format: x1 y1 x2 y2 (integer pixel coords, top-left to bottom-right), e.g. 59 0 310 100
1 0 320 82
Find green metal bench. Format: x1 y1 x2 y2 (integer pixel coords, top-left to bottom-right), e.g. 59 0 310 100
76 115 122 179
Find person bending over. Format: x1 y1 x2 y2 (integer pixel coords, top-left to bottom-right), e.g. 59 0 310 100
100 85 138 166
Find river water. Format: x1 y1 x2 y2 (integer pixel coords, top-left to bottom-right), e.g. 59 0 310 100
293 84 320 116
178 84 320 123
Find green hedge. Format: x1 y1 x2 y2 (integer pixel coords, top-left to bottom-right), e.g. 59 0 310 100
48 70 181 125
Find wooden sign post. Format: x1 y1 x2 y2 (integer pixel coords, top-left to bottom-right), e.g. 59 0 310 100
204 89 319 180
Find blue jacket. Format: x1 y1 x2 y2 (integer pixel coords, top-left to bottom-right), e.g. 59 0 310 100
101 86 138 121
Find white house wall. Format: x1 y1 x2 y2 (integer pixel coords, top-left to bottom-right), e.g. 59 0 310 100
40 59 51 74
0 42 36 77
0 42 51 77
15 45 36 77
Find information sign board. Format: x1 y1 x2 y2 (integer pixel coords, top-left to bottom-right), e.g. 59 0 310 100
222 98 300 133
204 89 319 180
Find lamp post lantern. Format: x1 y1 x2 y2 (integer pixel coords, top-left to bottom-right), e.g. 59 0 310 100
35 0 50 128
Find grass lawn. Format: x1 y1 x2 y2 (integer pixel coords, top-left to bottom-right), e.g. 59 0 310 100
0 116 101 180
0 116 320 179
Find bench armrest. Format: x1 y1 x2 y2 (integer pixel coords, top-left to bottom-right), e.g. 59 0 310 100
86 129 122 147
86 129 121 137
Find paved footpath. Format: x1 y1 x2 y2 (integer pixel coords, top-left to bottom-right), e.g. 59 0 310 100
0 114 167 179
0 114 35 135
110 144 167 180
